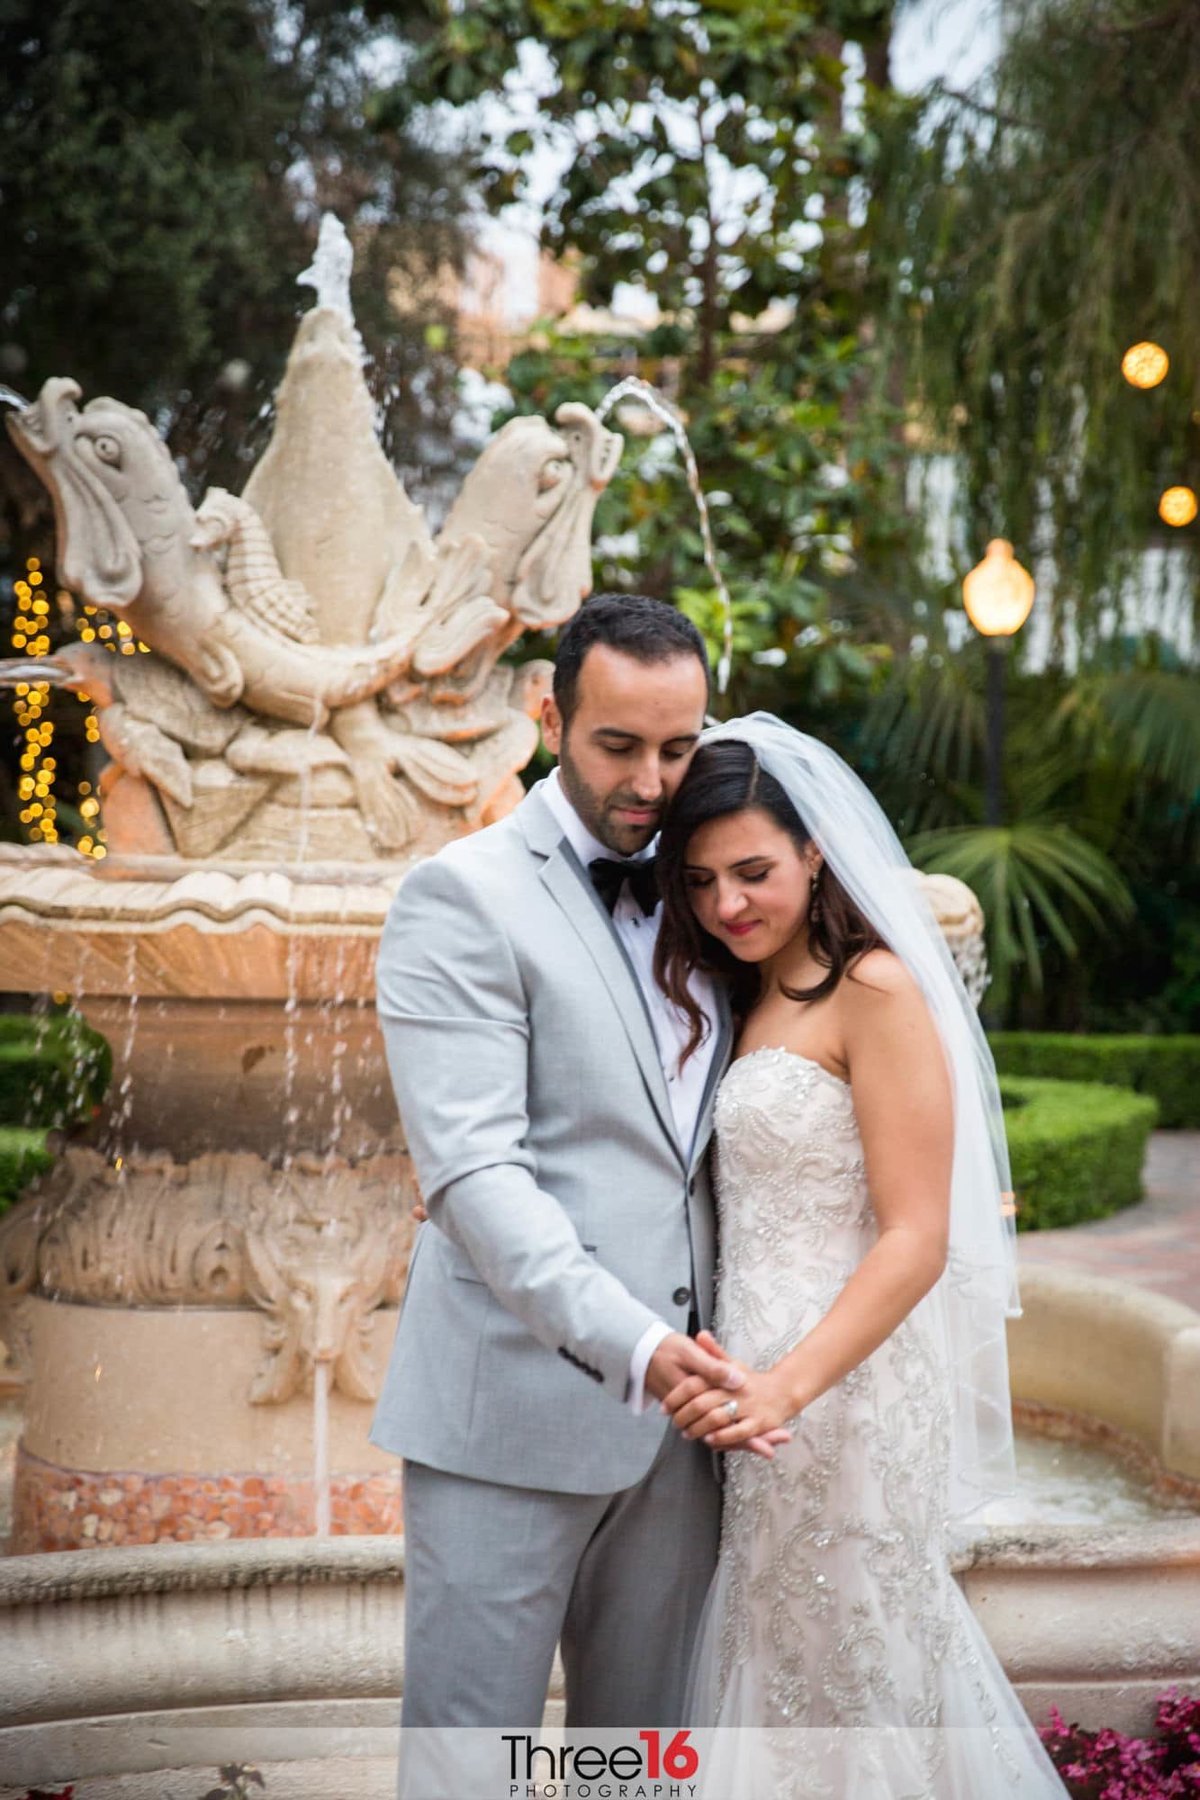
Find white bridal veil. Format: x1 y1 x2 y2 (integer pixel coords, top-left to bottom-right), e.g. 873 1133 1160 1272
702 712 1021 1520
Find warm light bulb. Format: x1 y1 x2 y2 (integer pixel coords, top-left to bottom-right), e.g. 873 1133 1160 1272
962 539 1036 637
1121 341 1169 389
1159 486 1198 528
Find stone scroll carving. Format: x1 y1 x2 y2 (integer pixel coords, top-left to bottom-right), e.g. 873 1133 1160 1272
0 1147 416 1405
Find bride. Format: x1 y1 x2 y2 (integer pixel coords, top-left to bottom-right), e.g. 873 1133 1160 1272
653 714 1066 1796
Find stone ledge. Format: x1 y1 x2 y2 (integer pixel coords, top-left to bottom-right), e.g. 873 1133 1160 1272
0 1532 406 1606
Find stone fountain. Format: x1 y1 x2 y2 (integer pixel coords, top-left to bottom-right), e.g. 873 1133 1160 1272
0 215 622 1552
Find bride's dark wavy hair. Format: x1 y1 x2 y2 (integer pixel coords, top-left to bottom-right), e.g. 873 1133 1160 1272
655 739 887 1062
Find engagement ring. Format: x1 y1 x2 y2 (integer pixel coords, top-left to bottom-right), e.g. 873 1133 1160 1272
724 1398 738 1419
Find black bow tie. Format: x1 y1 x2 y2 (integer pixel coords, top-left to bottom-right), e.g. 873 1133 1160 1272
588 855 660 918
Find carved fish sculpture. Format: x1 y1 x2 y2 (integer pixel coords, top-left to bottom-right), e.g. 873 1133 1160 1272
7 379 425 730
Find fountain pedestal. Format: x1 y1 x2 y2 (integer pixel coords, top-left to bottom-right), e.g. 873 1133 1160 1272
0 850 421 1551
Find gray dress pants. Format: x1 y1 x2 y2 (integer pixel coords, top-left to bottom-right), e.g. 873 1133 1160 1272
397 1421 720 1798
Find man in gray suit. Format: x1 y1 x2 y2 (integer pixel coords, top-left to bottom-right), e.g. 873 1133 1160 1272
371 595 772 1786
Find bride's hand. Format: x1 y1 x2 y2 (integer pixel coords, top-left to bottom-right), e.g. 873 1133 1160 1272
662 1332 794 1453
667 1368 795 1448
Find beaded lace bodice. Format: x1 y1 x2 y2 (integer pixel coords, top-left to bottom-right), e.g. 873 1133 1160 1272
690 1046 1065 1796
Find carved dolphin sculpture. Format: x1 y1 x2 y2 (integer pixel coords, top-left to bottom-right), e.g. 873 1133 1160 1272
6 380 426 729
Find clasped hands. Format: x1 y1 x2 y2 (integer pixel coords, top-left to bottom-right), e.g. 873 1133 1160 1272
648 1328 795 1461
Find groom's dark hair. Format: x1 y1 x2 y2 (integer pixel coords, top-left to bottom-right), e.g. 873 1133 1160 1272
553 593 710 726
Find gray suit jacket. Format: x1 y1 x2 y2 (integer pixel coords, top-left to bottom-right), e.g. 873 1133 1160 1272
368 780 732 1494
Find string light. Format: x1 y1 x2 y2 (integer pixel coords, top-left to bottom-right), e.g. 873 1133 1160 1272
1158 485 1198 528
1121 342 1170 389
9 553 148 858
8 557 59 845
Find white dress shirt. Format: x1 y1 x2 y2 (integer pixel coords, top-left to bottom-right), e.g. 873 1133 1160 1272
541 769 719 1410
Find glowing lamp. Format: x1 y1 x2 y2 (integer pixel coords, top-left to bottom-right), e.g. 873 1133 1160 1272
1121 342 1169 389
962 540 1036 638
1158 486 1198 528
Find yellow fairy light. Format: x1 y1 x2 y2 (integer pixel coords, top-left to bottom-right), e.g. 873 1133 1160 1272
1159 486 1198 527
1122 341 1169 389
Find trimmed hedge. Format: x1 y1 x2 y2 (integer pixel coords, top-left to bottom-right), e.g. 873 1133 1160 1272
1001 1075 1158 1232
991 1033 1200 1130
0 1124 55 1214
0 1012 111 1131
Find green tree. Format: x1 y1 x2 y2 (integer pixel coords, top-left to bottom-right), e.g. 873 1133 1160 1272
0 0 472 505
874 0 1200 644
381 0 918 716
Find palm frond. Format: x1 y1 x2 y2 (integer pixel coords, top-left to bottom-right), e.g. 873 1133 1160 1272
908 821 1134 1005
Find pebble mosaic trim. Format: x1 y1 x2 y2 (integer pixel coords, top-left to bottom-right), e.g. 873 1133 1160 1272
9 1444 403 1553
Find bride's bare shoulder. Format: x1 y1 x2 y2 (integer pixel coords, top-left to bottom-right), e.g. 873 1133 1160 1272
842 947 917 1001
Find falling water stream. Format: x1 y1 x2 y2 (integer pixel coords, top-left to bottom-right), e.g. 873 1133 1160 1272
313 1360 331 1536
595 375 735 694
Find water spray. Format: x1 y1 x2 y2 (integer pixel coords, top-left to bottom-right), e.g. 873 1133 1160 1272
595 375 735 695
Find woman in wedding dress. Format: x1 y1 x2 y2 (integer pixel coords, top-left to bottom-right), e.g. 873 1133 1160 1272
654 715 1066 1798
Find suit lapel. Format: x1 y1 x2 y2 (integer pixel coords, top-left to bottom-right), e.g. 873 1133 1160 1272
539 846 685 1166
689 981 733 1174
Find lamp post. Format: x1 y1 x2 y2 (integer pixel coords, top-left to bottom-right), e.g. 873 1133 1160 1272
962 539 1035 827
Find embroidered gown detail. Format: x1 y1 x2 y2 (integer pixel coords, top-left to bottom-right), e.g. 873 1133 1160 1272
685 1046 1065 1797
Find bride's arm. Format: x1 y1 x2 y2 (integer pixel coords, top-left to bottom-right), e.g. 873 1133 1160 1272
667 950 954 1448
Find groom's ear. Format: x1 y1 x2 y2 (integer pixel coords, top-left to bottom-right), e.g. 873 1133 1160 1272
541 693 564 758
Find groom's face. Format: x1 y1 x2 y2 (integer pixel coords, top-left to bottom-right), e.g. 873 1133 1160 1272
543 644 709 855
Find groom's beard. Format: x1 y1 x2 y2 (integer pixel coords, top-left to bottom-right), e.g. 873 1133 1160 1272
558 741 663 856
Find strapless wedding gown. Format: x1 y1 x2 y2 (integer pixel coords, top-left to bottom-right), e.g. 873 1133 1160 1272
686 1046 1066 1797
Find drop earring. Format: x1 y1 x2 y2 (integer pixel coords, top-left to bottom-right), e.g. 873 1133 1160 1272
810 868 822 925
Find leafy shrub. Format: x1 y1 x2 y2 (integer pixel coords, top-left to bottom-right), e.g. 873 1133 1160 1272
992 1033 1200 1129
0 1124 55 1215
0 1013 111 1131
0 1012 110 1217
1001 1075 1158 1231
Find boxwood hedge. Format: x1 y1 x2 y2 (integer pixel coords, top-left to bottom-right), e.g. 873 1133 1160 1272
0 1012 111 1132
0 1012 111 1214
1001 1075 1158 1232
0 1124 55 1214
991 1033 1200 1130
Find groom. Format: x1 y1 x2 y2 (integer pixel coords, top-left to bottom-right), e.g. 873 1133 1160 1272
370 595 750 1777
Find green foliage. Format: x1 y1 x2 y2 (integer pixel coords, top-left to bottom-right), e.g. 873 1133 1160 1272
911 820 1133 1010
860 630 1199 1022
0 0 471 505
993 1033 1200 1130
0 1126 54 1217
389 0 917 713
1000 1075 1158 1231
0 1012 111 1130
874 0 1200 638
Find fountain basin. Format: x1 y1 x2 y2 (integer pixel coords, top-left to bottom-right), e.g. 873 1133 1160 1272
1006 1265 1200 1488
0 1523 1197 1796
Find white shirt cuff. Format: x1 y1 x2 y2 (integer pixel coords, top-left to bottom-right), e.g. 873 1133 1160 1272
626 1319 673 1414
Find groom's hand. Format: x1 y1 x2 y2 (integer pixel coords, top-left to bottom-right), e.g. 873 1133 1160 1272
648 1331 789 1461
661 1330 793 1461
644 1331 743 1404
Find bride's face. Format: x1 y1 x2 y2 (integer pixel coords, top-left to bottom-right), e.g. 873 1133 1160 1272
684 806 820 962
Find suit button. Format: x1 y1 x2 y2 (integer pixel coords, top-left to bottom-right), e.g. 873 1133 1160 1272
688 1178 697 1195
672 1286 692 1307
